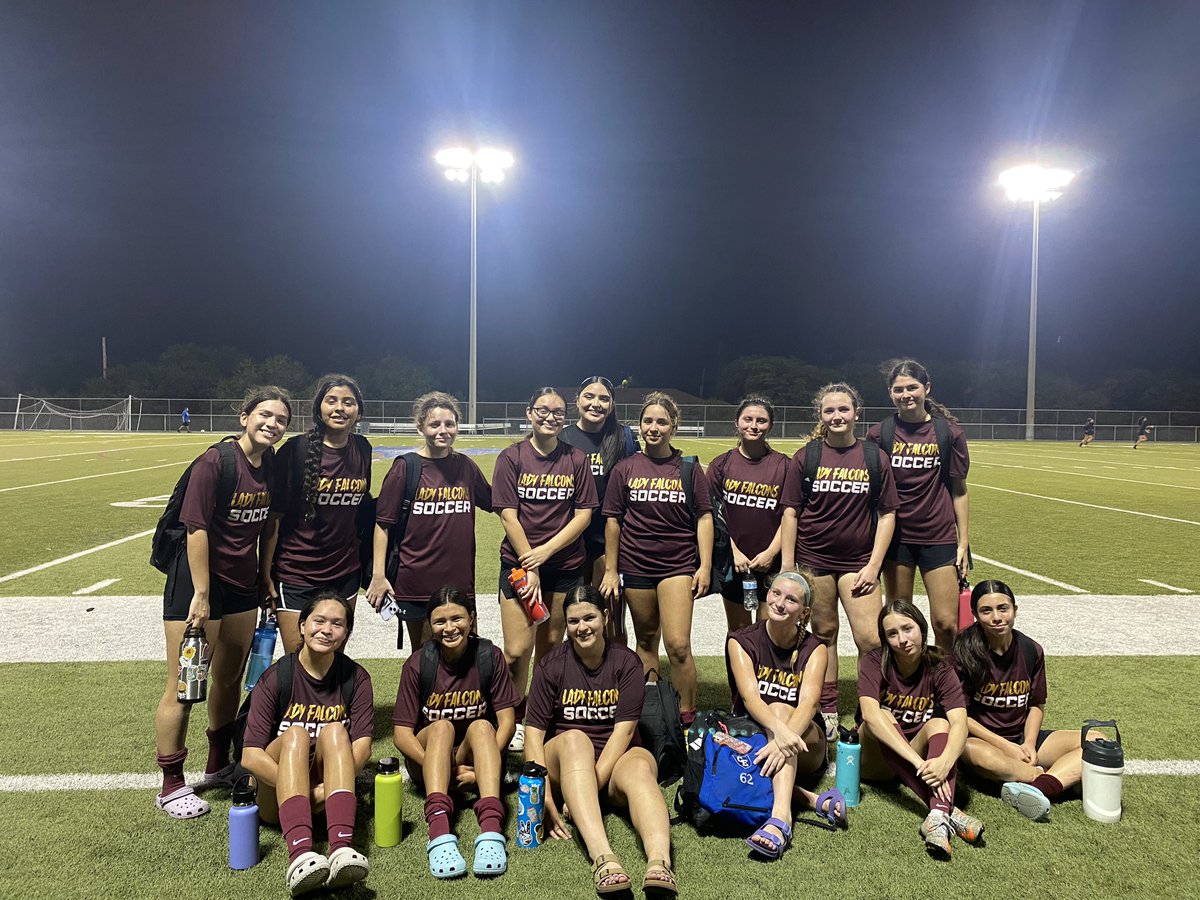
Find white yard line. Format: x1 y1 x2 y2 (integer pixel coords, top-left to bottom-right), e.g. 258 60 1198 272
1138 579 1193 594
73 578 120 595
972 554 1088 593
972 461 1200 492
972 483 1200 526
0 459 190 493
0 443 182 463
0 530 155 584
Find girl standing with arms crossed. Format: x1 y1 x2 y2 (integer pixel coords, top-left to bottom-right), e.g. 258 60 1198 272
525 585 677 896
706 397 790 632
865 359 969 653
560 376 639 639
154 387 291 818
602 391 712 723
263 375 372 653
366 392 493 649
781 382 898 739
492 387 598 750
393 588 519 878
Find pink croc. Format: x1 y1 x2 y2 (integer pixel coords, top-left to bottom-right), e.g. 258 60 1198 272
156 785 211 819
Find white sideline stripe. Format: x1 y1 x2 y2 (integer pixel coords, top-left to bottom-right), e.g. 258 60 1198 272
1139 579 1193 594
0 442 181 463
1125 760 1200 776
972 483 1200 526
72 578 120 595
0 459 191 493
973 461 1200 492
0 530 155 584
972 554 1087 593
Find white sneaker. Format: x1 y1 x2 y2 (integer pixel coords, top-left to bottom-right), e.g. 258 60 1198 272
507 722 525 753
326 846 369 889
919 810 952 858
287 851 330 896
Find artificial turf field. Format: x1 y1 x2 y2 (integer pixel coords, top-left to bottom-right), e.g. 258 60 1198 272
2 433 1199 899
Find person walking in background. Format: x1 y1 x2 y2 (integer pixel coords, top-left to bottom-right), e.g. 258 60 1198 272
179 407 191 433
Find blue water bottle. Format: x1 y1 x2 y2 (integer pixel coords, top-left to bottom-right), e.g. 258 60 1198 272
229 775 259 870
835 726 861 808
516 762 547 849
243 610 277 691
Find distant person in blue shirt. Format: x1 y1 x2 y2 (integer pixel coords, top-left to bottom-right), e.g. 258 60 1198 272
179 408 191 433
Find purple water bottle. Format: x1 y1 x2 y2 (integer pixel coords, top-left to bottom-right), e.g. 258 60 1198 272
229 775 259 870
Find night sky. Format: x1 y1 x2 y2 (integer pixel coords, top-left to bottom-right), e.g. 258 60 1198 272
3 1 1199 398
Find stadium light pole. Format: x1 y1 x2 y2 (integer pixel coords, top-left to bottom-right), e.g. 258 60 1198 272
999 164 1075 441
434 146 515 428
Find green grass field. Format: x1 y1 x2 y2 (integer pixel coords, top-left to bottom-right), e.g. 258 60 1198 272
2 433 1199 899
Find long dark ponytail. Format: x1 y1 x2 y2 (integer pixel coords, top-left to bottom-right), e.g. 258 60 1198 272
883 358 959 424
302 374 364 523
953 579 1018 695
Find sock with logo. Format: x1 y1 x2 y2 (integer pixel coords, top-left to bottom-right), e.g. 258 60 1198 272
325 789 357 851
425 792 454 840
1029 773 1065 799
280 795 314 863
205 721 236 774
473 796 505 835
157 748 188 796
924 732 955 815
819 680 838 714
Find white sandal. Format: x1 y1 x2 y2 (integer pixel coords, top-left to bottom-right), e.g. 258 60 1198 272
155 785 211 820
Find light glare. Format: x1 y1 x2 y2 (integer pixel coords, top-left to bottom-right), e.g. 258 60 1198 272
999 165 1076 203
435 147 473 169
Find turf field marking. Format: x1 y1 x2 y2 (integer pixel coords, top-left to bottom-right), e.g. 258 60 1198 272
976 448 1200 474
0 459 191 493
971 554 1087 593
1138 579 1193 594
0 529 155 584
0 442 181 463
973 461 1200 492
972 483 1200 526
73 579 120 595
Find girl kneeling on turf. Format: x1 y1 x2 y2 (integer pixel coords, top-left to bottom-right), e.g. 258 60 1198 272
525 585 677 896
241 592 375 896
857 599 983 859
393 588 519 879
727 571 839 860
955 580 1090 821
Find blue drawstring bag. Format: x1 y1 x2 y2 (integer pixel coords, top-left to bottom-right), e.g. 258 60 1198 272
693 732 775 832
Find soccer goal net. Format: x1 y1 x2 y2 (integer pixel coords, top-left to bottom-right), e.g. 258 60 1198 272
12 395 133 431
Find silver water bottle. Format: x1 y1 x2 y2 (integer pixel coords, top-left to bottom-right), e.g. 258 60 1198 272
176 624 211 703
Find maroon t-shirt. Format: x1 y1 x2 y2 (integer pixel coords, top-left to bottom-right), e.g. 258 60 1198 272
491 440 598 571
865 417 969 545
525 640 645 760
857 647 966 739
270 436 371 586
726 621 823 716
392 639 520 744
375 452 493 602
179 442 272 591
241 653 374 751
781 440 899 570
952 632 1047 742
707 448 790 559
602 451 712 579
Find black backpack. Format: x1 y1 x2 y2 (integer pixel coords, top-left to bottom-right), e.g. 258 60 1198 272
674 709 764 831
798 438 883 515
878 414 953 488
232 652 357 763
680 455 734 589
375 452 423 588
638 669 686 786
150 438 242 573
417 636 495 713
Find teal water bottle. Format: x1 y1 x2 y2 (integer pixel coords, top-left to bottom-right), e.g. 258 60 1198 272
243 610 277 691
835 726 861 807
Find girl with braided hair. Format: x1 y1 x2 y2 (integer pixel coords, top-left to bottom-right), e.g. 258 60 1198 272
263 374 373 653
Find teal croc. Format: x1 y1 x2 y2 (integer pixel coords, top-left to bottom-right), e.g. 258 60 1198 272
427 834 467 879
472 832 507 876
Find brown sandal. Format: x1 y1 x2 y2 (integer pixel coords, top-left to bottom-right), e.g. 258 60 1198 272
592 854 631 895
643 859 678 895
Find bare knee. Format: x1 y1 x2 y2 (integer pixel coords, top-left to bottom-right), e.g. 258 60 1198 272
465 718 497 742
315 722 350 751
426 718 457 747
663 639 692 666
559 728 595 759
281 725 311 757
923 718 949 737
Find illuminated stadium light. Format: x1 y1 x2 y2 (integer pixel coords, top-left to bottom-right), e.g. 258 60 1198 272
433 145 517 427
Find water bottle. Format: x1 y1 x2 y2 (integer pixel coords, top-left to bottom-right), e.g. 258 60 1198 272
243 610 278 691
228 775 259 870
516 762 547 848
741 574 758 611
1081 720 1124 823
835 726 861 807
176 624 211 703
957 575 974 632
509 568 549 624
375 757 403 846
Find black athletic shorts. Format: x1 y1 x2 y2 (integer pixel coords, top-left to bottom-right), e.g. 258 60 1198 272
163 551 259 622
1006 729 1056 751
276 570 361 612
885 538 957 571
499 563 585 600
719 570 776 606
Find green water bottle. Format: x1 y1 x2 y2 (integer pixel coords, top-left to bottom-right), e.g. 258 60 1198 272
375 757 403 847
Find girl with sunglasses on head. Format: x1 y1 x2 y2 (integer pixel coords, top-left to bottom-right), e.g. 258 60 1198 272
492 386 598 751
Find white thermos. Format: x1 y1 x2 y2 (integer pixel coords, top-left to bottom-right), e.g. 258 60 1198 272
1080 719 1124 823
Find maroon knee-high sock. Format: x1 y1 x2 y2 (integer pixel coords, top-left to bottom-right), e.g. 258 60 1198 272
474 796 505 835
280 795 314 863
157 748 187 796
325 789 357 851
879 727 933 807
925 732 954 815
819 680 838 715
205 721 236 774
1030 773 1065 799
425 791 454 840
